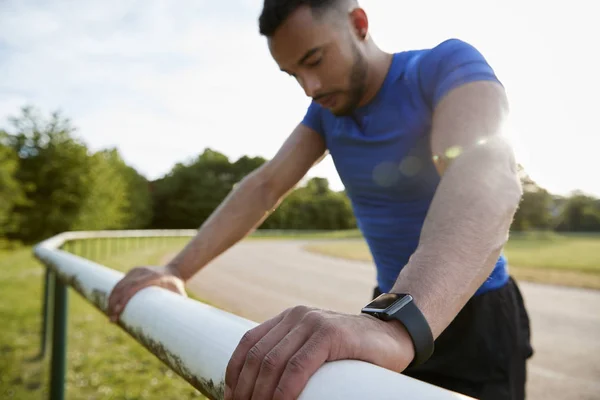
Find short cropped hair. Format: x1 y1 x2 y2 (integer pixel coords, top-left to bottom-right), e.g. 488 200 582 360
258 0 354 36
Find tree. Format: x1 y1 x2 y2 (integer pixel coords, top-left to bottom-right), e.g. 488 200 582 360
151 149 251 229
4 107 94 242
70 149 130 231
261 177 356 230
555 191 600 232
2 106 148 242
0 132 25 237
119 164 153 229
512 165 554 231
231 155 268 183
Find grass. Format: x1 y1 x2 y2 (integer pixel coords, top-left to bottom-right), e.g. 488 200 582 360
303 231 600 290
0 237 207 400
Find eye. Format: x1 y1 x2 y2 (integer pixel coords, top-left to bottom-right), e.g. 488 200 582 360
307 58 322 67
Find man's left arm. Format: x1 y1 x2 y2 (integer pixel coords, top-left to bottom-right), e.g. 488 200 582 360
390 71 523 339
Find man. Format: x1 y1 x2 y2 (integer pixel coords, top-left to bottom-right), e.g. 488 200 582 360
107 0 534 399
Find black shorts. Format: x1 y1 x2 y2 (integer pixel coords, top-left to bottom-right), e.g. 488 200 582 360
373 276 534 400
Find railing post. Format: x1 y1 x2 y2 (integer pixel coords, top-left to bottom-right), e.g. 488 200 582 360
39 267 54 359
49 274 69 400
81 239 88 259
100 238 107 260
89 238 96 261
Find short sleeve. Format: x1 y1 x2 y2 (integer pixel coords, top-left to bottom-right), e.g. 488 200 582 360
418 39 501 109
300 100 325 136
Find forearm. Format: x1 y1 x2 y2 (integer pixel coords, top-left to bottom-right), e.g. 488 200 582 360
391 135 522 338
166 172 284 281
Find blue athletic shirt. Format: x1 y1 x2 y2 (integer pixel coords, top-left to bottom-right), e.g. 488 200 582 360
301 38 509 296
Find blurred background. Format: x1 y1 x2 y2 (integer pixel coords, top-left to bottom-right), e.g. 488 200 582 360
1 0 598 399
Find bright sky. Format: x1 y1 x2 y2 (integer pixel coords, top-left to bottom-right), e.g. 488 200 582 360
1 0 598 197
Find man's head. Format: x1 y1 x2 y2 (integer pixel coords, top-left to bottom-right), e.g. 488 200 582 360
259 0 370 116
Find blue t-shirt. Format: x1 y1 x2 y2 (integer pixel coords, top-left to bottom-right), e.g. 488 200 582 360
301 38 509 296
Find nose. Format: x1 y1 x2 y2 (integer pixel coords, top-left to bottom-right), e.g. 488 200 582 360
301 73 322 98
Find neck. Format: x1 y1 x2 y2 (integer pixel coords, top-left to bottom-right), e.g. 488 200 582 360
358 44 394 107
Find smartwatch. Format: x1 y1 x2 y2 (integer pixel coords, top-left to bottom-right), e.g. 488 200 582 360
361 293 434 367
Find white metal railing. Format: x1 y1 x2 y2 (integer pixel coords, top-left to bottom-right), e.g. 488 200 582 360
33 230 473 400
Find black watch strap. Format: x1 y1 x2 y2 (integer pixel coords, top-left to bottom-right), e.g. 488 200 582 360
387 297 434 367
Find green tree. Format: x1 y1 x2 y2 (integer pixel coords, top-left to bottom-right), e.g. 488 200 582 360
0 132 25 237
2 106 150 242
4 107 94 242
231 155 267 183
151 149 242 228
262 177 356 230
71 149 130 231
555 191 600 232
120 164 153 229
512 165 554 231
149 150 356 231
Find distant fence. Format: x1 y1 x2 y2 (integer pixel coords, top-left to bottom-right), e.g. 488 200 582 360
34 230 472 400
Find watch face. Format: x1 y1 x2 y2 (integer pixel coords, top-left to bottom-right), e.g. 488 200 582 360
362 293 411 313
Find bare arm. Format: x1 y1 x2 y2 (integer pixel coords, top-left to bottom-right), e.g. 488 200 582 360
107 124 326 321
166 124 327 281
390 81 523 338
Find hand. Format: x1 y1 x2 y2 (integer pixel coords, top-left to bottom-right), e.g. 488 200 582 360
224 305 415 400
107 265 187 322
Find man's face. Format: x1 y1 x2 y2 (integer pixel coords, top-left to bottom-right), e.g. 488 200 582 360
268 6 368 116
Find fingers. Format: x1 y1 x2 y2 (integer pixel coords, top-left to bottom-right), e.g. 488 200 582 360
224 308 410 400
273 331 331 400
107 267 187 323
232 315 310 400
107 279 128 320
107 282 133 322
109 282 145 323
107 268 144 322
250 322 314 400
224 311 288 399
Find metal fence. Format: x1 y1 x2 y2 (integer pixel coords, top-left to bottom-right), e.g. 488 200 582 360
34 230 472 400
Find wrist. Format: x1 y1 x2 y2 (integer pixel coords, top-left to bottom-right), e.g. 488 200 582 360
165 263 184 281
361 292 434 367
386 319 416 365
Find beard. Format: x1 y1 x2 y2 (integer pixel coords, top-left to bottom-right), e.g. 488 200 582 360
331 40 369 116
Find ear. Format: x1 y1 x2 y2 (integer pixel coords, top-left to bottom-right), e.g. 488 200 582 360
349 8 369 40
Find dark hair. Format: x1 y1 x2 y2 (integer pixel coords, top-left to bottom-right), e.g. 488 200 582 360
259 0 348 37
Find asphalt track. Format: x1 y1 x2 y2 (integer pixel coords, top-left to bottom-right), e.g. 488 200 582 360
183 240 600 400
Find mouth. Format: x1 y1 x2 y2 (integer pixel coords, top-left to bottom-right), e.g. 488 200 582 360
316 94 337 108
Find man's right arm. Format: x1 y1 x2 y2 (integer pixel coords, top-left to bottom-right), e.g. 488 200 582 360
106 123 326 320
167 123 327 280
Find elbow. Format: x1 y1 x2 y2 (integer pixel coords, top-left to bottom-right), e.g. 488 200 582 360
501 169 523 221
482 135 523 214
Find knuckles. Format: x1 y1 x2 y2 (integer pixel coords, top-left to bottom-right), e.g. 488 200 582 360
227 306 346 400
303 311 340 340
245 344 265 367
239 329 259 349
260 351 280 373
288 304 311 318
286 353 307 375
300 309 322 326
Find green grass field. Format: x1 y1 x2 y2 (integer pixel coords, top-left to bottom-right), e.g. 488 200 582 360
303 231 600 290
0 237 206 400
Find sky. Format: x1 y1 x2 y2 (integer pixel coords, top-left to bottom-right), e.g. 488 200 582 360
1 0 598 197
